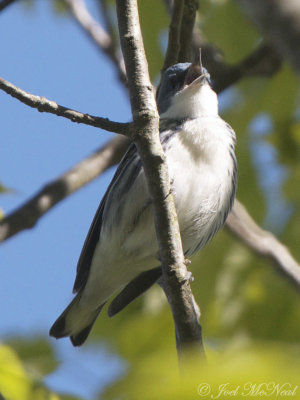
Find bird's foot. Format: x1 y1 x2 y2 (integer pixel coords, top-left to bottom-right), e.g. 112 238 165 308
184 270 194 283
183 259 193 282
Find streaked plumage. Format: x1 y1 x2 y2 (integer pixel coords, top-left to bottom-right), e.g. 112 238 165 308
50 60 237 346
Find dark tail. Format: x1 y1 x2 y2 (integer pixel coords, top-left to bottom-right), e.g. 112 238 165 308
49 294 105 346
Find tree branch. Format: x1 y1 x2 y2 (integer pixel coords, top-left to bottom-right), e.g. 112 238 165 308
178 0 198 62
99 0 118 47
237 0 300 75
212 43 282 93
191 26 282 93
0 0 17 12
163 0 281 89
162 0 184 71
116 0 205 355
64 0 127 85
226 200 300 289
1 134 300 290
0 136 129 242
1 0 298 327
0 77 131 135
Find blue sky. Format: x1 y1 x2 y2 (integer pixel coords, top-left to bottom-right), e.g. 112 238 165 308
0 1 130 398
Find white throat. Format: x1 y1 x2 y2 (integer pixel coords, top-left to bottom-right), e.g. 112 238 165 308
161 83 219 120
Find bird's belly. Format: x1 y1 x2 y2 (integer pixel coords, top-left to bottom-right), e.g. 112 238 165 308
171 158 233 255
83 146 234 307
121 153 233 263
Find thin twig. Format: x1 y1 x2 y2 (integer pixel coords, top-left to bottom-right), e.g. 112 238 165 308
99 0 118 44
163 0 173 14
162 0 184 71
116 0 205 356
0 136 129 242
0 77 131 135
64 0 127 85
178 0 198 62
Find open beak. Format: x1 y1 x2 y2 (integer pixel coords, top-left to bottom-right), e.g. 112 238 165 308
184 49 208 86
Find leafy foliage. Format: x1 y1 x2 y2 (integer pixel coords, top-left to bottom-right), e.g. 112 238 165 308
6 338 58 378
0 339 82 400
0 343 60 400
103 343 300 400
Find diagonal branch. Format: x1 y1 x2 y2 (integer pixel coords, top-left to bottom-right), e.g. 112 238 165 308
99 0 119 47
116 0 205 356
0 77 131 135
226 200 300 289
191 31 281 93
0 136 129 242
64 0 127 85
0 0 17 12
237 0 300 76
212 43 282 93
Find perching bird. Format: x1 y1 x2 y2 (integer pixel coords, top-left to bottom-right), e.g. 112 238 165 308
50 57 237 346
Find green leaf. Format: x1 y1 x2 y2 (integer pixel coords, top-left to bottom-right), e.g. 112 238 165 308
138 0 169 79
0 344 61 400
0 182 15 194
7 338 58 378
201 0 259 63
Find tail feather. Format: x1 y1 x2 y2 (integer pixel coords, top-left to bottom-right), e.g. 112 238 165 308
49 294 105 346
108 267 161 317
70 316 99 346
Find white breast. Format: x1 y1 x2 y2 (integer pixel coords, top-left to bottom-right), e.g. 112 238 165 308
166 116 236 255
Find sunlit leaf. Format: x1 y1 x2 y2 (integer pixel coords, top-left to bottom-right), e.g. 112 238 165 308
0 344 61 400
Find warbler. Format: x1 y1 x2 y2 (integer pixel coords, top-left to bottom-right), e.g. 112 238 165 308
50 57 237 346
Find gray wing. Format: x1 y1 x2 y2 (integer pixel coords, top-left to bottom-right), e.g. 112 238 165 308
73 142 141 293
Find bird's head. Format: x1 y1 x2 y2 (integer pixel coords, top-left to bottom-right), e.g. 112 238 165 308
157 55 218 120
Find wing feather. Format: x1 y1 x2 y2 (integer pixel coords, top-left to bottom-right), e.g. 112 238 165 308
73 142 139 293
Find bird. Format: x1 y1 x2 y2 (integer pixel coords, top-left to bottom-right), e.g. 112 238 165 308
50 56 237 346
